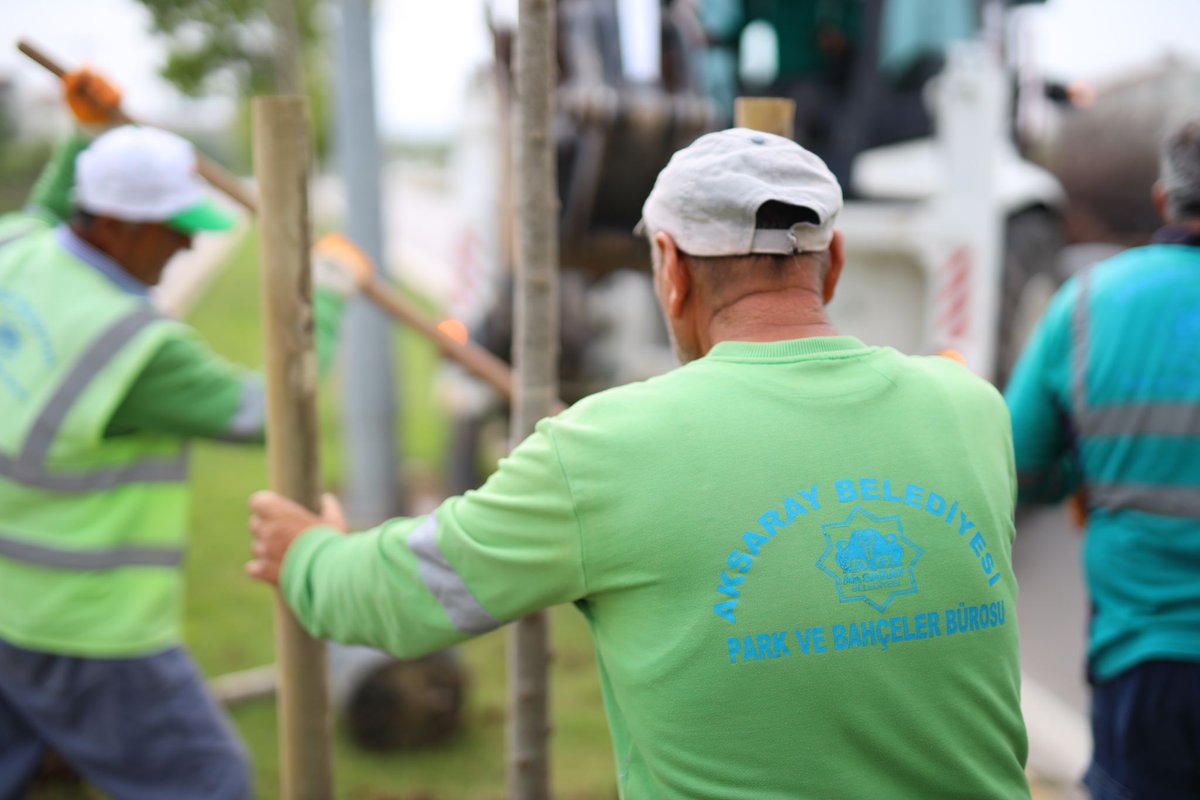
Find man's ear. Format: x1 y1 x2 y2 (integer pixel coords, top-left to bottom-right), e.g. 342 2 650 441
822 230 845 305
1153 182 1170 223
654 231 691 319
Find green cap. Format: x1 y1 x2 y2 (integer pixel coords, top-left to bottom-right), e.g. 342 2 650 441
167 198 238 235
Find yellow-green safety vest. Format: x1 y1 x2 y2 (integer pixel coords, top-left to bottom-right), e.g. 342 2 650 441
0 222 190 657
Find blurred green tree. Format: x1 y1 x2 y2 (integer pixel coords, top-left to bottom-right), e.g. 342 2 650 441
134 0 323 95
132 0 332 161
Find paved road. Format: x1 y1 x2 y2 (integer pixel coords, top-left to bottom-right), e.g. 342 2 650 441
1016 507 1090 713
1015 505 1092 796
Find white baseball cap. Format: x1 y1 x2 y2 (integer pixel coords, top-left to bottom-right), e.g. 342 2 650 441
636 128 842 257
74 125 236 234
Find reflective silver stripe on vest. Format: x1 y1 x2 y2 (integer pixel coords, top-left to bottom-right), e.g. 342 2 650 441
0 226 39 250
0 451 188 492
0 530 184 570
1088 485 1200 519
1078 403 1200 438
408 515 500 635
0 308 188 490
1071 269 1200 515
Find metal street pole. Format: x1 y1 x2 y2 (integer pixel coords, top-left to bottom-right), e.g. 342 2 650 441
333 0 404 525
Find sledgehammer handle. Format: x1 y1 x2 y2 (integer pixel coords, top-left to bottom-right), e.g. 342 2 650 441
18 39 260 213
361 280 516 401
17 38 567 413
18 41 68 80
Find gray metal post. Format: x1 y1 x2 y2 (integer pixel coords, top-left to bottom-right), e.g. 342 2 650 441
333 0 404 523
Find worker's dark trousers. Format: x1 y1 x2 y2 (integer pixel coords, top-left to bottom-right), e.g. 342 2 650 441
1085 660 1200 800
0 638 252 800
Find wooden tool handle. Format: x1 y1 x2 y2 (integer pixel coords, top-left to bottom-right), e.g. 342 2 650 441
16 38 552 405
17 40 65 78
17 38 258 212
361 276 568 413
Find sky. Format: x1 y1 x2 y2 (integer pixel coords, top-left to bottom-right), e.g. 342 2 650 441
2 0 1199 139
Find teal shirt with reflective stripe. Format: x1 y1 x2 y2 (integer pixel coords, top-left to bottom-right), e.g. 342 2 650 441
284 337 1028 800
1006 241 1200 681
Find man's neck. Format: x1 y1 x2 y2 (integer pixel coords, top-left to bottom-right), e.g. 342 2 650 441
57 225 149 297
703 288 839 350
70 221 114 260
1152 218 1200 246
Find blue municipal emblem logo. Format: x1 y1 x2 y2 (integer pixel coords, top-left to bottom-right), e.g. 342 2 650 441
816 506 923 613
0 290 56 401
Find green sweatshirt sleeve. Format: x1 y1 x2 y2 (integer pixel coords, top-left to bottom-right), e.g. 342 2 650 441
27 134 90 224
105 288 346 440
1004 280 1080 504
282 421 587 658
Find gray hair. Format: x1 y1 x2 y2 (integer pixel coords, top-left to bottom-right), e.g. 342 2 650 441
1160 118 1200 222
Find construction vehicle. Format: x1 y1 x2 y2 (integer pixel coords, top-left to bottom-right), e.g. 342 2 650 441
1034 56 1200 245
440 0 1066 491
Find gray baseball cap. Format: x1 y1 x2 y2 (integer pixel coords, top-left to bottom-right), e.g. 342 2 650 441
635 128 842 257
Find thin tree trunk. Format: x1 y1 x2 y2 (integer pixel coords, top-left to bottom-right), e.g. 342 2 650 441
252 96 335 800
507 1 558 798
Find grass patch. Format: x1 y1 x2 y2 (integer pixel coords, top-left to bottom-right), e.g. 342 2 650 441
182 230 615 798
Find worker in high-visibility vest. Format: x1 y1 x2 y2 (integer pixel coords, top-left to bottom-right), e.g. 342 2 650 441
1006 118 1200 798
0 73 364 798
249 128 1030 799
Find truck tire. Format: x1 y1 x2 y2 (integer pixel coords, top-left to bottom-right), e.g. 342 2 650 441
996 209 1065 387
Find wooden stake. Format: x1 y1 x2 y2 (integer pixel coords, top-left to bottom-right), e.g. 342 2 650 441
734 97 797 139
252 95 334 800
508 0 557 797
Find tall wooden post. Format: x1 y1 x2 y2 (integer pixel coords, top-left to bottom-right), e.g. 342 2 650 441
253 96 335 800
508 0 558 797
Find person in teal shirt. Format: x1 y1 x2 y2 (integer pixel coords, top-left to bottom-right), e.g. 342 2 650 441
1006 118 1200 799
0 72 364 798
250 128 1029 799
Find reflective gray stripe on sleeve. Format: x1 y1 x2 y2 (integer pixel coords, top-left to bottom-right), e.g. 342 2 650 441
0 530 183 570
408 515 501 635
0 308 189 491
1078 403 1200 438
218 377 266 442
1089 484 1200 518
1071 270 1093 414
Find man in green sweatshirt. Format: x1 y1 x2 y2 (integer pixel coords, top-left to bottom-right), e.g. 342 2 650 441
249 128 1029 799
0 74 365 798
